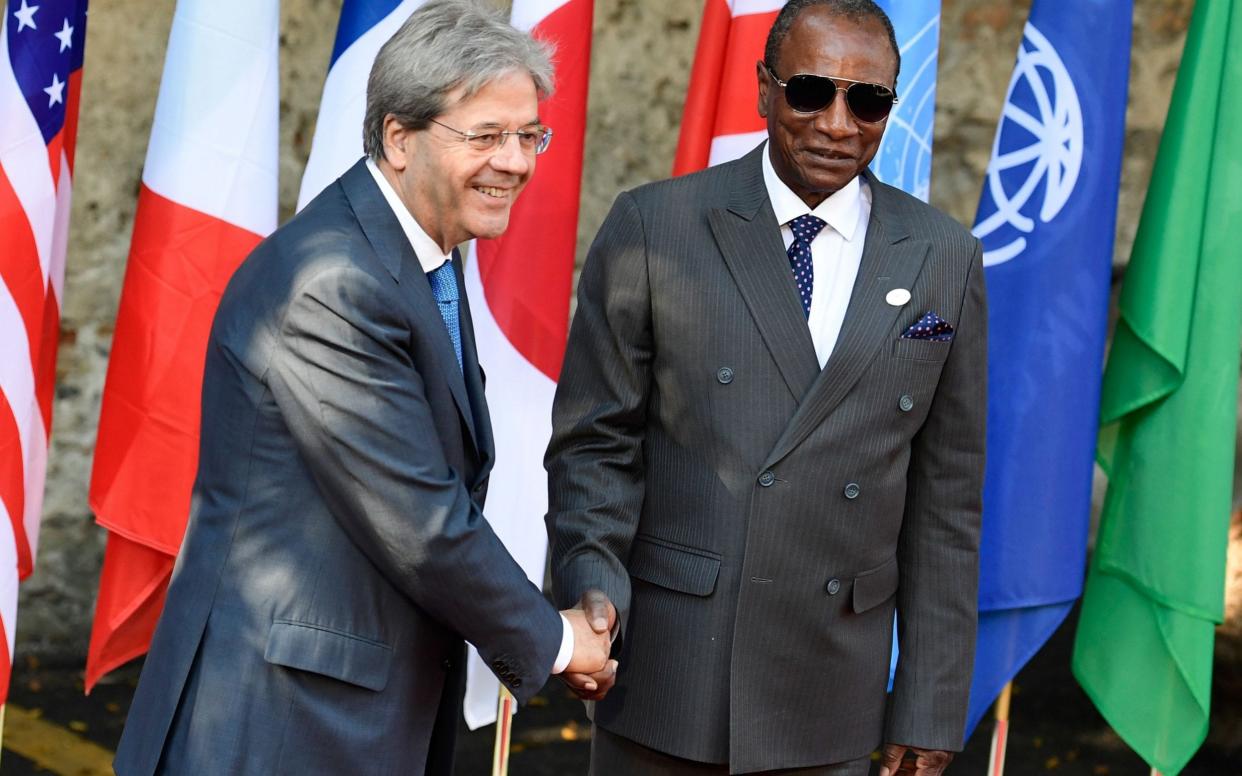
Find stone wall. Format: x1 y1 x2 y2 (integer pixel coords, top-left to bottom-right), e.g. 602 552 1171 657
21 0 1234 673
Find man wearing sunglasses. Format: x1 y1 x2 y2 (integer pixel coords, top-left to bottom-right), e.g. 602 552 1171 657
547 1 986 774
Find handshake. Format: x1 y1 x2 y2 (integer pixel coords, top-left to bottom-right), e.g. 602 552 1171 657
558 589 619 701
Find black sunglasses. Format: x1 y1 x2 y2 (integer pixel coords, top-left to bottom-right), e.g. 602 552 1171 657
764 63 898 123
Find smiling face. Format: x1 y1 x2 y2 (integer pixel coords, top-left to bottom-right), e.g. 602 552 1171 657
380 69 539 252
757 8 898 208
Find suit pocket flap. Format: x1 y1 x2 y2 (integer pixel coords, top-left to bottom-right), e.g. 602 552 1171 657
628 535 721 597
892 337 950 362
852 556 899 614
264 620 393 691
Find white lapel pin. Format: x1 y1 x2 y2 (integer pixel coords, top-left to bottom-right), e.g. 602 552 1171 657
885 288 911 306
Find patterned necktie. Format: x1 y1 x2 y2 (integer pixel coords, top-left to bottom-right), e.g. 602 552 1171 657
787 214 827 317
426 261 463 371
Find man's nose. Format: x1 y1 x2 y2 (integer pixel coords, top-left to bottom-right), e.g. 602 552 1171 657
490 135 532 175
813 90 860 139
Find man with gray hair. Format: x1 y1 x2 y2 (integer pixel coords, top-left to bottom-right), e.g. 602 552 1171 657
113 2 611 774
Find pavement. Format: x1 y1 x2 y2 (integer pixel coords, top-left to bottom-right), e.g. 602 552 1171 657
2 610 1239 775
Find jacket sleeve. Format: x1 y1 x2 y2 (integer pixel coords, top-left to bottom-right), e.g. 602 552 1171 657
545 191 652 631
886 238 988 749
266 261 562 701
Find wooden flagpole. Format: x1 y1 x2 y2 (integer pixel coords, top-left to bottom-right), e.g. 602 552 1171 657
986 682 1013 776
491 685 516 776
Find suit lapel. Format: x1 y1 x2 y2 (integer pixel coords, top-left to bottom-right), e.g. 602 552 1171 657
764 174 930 469
709 146 820 402
340 160 480 452
454 250 494 475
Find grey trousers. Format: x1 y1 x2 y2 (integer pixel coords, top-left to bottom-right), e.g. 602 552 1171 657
589 726 875 776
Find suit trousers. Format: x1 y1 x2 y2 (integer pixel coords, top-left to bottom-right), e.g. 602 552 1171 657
590 726 873 776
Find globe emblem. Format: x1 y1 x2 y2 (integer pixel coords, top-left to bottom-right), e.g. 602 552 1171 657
973 23 1083 267
871 12 940 202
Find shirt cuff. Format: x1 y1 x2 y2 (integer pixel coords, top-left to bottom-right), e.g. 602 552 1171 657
551 613 575 674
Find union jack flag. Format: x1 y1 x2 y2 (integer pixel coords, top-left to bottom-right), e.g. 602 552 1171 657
0 0 88 703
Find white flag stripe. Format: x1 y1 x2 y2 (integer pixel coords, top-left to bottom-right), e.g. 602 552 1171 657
49 149 73 301
708 130 768 167
0 17 56 284
142 0 279 235
730 0 779 17
509 0 570 33
296 0 425 209
21 411 47 565
730 0 785 17
461 246 558 730
0 498 19 659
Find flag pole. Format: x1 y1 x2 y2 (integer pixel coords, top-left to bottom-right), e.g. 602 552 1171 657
986 682 1013 776
491 685 516 776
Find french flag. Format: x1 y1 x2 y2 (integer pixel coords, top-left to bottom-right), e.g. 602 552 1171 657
461 0 592 729
86 0 279 689
0 0 88 703
297 0 426 209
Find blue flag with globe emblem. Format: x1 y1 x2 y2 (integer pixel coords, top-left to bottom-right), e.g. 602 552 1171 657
871 0 941 201
964 0 1133 738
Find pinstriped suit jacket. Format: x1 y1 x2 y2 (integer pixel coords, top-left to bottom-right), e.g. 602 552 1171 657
547 144 986 774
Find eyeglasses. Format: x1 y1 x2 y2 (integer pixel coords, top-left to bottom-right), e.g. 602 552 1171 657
428 118 554 155
764 63 898 123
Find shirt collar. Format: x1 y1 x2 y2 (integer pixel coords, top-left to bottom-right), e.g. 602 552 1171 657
365 158 452 273
761 142 863 241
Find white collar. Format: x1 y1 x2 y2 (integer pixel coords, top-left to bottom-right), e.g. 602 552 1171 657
761 142 863 241
365 158 452 273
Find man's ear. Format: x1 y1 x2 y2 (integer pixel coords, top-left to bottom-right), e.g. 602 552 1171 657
755 60 771 119
382 115 409 171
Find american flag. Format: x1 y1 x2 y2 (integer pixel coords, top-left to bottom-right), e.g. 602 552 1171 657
0 0 88 703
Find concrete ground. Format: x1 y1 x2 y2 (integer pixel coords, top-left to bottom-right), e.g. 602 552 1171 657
2 610 1239 775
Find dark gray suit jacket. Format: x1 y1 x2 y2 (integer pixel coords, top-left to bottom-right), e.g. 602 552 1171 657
547 145 986 774
114 159 562 776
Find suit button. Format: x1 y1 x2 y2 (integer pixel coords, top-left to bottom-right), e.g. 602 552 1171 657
825 578 841 595
758 471 775 487
899 394 914 412
717 366 734 384
491 659 505 670
511 677 522 688
843 482 860 499
443 659 453 670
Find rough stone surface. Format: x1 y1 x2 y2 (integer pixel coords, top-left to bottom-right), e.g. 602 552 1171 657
18 0 1240 725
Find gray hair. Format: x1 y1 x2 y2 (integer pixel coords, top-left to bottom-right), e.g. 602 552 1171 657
363 0 555 162
764 0 900 82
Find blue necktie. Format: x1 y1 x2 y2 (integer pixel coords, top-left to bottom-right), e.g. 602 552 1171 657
787 214 827 317
427 261 463 371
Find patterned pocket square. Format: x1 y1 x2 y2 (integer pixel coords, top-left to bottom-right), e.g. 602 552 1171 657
901 311 954 341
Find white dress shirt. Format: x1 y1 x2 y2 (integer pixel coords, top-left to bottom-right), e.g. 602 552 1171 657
365 159 576 675
761 144 872 368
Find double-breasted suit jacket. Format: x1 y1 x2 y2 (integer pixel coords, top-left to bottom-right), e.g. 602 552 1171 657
547 144 987 774
115 160 562 776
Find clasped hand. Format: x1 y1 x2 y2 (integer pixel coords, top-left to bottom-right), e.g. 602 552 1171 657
558 589 618 701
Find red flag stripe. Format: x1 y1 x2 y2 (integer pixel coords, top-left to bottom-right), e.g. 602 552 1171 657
673 0 734 175
473 0 591 381
0 391 28 576
89 186 261 551
713 12 776 137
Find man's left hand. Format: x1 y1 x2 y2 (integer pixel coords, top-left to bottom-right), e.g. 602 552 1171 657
877 744 953 776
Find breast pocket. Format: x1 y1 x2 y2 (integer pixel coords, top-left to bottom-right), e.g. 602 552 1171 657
892 337 952 363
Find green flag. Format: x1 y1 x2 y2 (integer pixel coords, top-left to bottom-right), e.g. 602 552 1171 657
1072 1 1242 773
